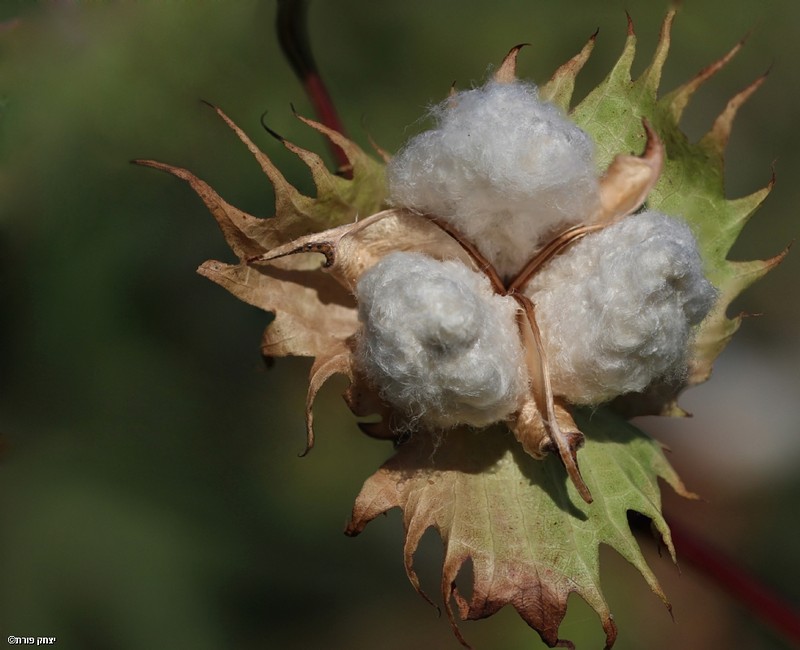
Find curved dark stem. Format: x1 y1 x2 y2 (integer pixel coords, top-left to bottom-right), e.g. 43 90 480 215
667 519 800 646
276 0 351 174
421 214 505 294
508 223 603 294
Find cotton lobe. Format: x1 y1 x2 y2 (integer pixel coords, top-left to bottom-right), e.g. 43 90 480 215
355 252 525 428
387 80 600 279
527 211 718 404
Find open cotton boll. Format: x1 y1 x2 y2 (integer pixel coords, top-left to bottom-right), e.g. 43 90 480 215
526 211 717 404
355 251 525 428
388 80 599 279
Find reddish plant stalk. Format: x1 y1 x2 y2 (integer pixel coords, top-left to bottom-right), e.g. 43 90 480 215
276 0 351 175
669 519 800 645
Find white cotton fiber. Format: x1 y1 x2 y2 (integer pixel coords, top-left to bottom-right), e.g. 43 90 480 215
526 211 717 404
355 251 525 428
388 80 599 279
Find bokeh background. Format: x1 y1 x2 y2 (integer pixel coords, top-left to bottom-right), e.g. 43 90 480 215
0 1 798 649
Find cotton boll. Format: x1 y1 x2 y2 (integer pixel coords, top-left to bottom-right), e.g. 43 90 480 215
355 252 525 428
388 80 599 279
526 211 717 404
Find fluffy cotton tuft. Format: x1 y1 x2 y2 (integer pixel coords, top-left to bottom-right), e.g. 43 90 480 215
388 80 599 279
355 252 525 428
526 211 717 404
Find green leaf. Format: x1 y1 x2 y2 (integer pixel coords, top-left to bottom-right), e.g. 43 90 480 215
347 409 692 649
566 9 784 409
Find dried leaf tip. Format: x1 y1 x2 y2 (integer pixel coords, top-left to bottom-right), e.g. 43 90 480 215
539 29 598 108
258 111 286 142
494 43 530 83
663 36 745 123
701 72 769 155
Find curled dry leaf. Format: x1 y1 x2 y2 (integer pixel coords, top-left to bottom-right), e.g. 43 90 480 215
135 8 783 648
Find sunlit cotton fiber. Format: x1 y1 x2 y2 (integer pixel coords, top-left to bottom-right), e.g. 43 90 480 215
355 252 525 428
387 80 599 279
526 211 718 404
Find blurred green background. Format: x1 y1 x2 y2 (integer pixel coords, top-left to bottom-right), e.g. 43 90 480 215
0 1 798 649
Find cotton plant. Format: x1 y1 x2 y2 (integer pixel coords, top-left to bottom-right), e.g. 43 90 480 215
137 10 782 649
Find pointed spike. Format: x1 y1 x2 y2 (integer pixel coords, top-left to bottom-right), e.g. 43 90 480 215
281 138 342 197
204 104 365 243
446 81 460 110
540 29 598 109
570 14 637 119
638 8 677 97
259 111 287 142
132 159 265 260
611 14 637 85
706 254 787 335
204 103 306 217
403 519 441 612
700 72 768 156
303 349 352 457
359 114 392 163
245 209 393 271
729 247 789 291
365 131 391 164
664 402 690 418
602 617 619 650
662 37 746 123
247 238 336 268
442 558 474 650
293 110 371 170
721 176 774 245
494 43 529 84
288 113 379 206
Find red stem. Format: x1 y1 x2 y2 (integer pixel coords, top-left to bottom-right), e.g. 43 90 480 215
669 519 800 645
275 0 351 175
